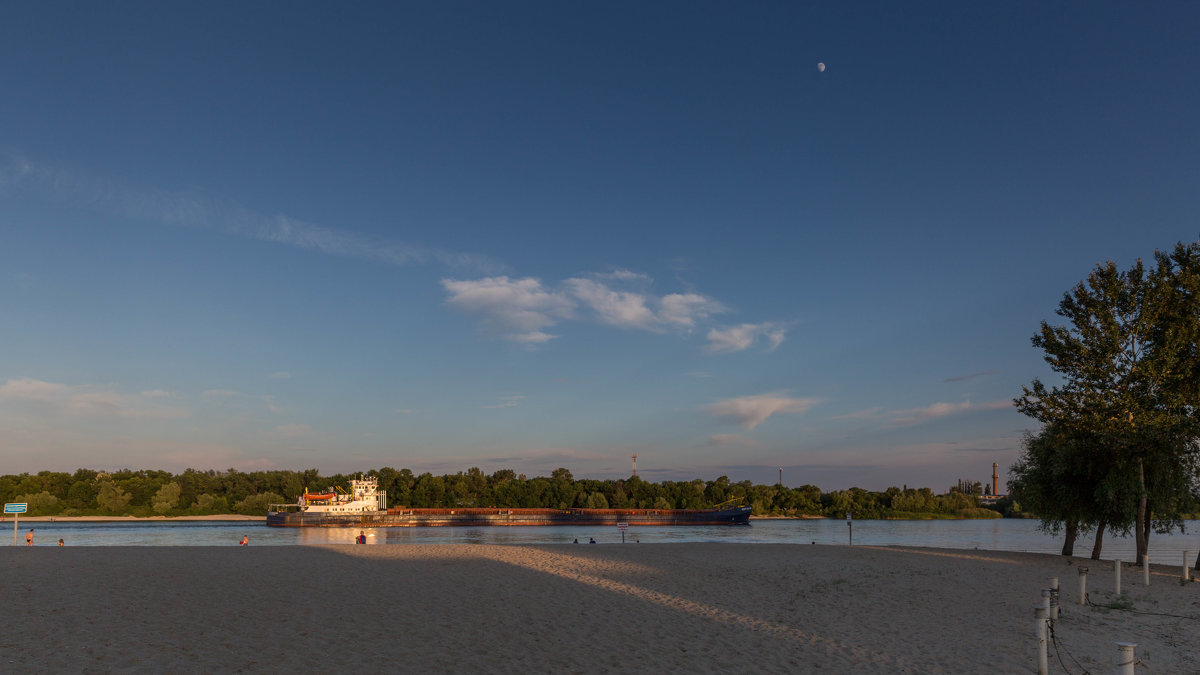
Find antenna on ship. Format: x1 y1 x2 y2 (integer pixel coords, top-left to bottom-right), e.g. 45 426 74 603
631 454 638 477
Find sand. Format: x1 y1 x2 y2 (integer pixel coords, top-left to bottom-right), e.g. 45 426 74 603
2 544 1197 673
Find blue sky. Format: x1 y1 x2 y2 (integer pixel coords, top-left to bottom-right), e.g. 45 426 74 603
1 2 1197 490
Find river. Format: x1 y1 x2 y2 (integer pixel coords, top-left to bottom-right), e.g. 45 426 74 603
11 517 1200 560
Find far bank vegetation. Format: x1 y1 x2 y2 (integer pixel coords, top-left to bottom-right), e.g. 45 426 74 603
0 467 1004 520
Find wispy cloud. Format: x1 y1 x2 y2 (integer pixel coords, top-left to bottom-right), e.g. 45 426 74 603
0 377 189 420
888 399 1011 427
704 393 819 430
202 389 240 399
271 423 313 438
482 395 526 409
262 395 286 414
396 408 415 414
943 370 1000 383
268 371 292 380
832 406 884 420
596 268 651 282
705 322 786 354
708 434 762 448
0 154 503 274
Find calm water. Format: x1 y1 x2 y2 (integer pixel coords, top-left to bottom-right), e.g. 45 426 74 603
11 518 1200 560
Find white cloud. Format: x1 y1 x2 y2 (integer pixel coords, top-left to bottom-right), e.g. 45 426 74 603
483 395 526 409
563 278 724 332
0 377 188 419
564 278 658 330
888 399 1011 427
396 408 415 414
659 293 725 329
202 389 240 399
443 272 730 342
442 276 575 343
704 393 818 430
268 371 291 380
706 323 786 354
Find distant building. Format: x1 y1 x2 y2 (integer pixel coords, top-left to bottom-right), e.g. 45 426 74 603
979 462 1006 505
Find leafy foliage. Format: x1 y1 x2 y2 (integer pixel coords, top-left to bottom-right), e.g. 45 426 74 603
1013 240 1200 557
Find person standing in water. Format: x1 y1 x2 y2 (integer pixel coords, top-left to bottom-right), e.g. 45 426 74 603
239 535 249 546
25 529 33 546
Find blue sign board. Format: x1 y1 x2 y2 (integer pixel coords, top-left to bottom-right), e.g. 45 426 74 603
3 503 27 514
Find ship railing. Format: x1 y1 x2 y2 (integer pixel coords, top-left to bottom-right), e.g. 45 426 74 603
267 503 301 513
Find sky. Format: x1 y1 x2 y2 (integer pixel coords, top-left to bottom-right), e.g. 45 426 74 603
1 2 1198 490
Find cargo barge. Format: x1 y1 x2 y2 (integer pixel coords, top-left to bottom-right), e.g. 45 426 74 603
266 475 751 527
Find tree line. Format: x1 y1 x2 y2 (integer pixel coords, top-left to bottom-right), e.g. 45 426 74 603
1011 239 1200 564
0 466 1001 519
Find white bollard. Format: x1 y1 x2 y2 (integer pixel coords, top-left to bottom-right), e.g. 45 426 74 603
1034 606 1049 675
1185 551 1191 582
1115 558 1121 595
1049 577 1059 620
1078 566 1088 605
1115 642 1137 675
1143 554 1150 586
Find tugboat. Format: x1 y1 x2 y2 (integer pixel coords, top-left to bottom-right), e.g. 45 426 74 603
266 475 752 527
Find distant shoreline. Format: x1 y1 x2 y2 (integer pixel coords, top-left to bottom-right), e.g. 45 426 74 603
4 513 1013 523
5 515 266 522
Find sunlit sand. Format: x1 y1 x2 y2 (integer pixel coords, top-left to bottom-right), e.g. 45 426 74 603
3 544 1196 673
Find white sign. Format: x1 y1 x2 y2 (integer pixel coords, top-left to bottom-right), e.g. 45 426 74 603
616 522 629 530
4 503 27 514
845 512 851 522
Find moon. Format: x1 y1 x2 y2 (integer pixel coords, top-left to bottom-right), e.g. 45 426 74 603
817 62 826 72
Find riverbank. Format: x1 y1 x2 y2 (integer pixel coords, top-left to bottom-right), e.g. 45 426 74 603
3 543 1196 672
4 514 264 522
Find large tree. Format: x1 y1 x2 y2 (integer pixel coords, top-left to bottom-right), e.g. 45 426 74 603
1015 242 1200 561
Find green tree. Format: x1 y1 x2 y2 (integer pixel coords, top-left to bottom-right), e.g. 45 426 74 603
96 479 132 513
1016 244 1200 560
151 482 182 514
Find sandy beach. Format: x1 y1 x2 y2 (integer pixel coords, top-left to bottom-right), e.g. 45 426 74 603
2 544 1197 673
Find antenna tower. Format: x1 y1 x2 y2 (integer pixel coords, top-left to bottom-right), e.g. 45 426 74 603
631 454 638 477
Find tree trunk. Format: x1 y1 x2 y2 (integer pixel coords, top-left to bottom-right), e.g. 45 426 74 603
1135 457 1147 561
1194 548 1199 571
1141 506 1151 563
1091 520 1107 559
1061 521 1078 556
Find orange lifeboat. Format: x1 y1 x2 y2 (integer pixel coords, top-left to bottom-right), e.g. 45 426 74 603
304 493 336 502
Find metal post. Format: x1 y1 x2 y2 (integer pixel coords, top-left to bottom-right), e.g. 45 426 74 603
1115 558 1121 595
1078 566 1088 605
11 513 16 546
1049 578 1059 620
1184 551 1191 582
1143 554 1150 586
1034 605 1049 675
1115 642 1136 675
